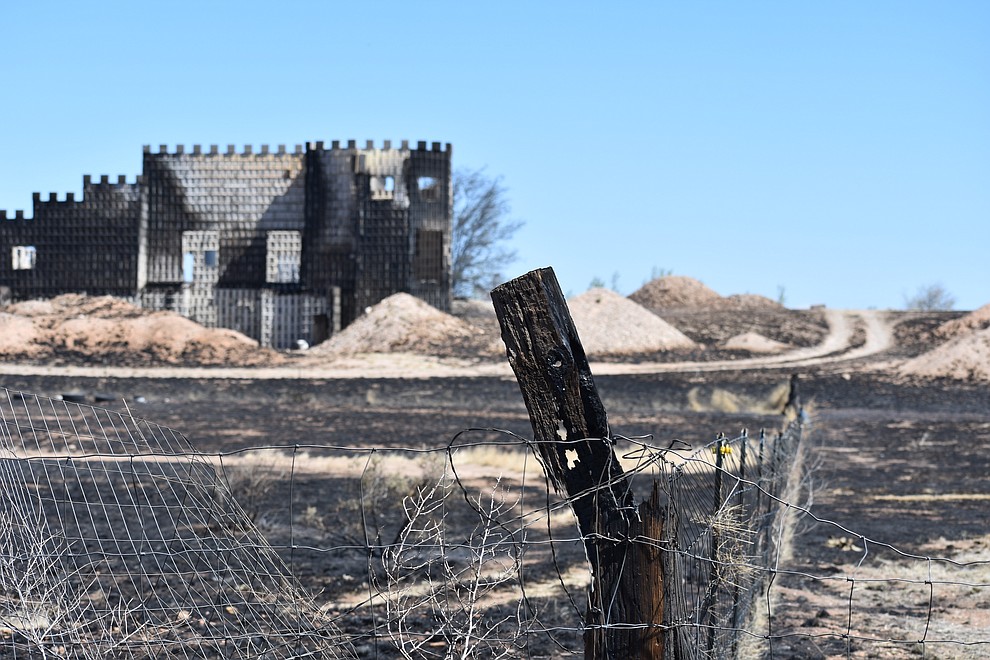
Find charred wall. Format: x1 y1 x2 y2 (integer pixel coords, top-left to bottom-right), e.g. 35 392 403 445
304 140 452 328
0 140 452 346
143 144 307 290
0 177 142 299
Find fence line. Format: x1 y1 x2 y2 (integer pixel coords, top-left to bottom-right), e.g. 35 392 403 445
1 387 988 658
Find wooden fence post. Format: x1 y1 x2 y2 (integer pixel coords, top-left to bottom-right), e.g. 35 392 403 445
491 267 668 659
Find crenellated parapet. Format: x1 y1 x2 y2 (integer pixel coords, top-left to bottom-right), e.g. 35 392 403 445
0 209 31 221
82 174 143 190
138 141 451 159
306 139 451 153
1 175 145 222
144 144 307 157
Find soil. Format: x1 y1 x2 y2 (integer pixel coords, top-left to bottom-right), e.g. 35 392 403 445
721 331 791 353
0 294 284 367
629 275 725 309
4 364 989 659
937 303 990 340
626 276 828 349
656 307 830 349
566 287 696 355
900 327 990 381
310 293 498 358
891 311 966 357
1 291 989 658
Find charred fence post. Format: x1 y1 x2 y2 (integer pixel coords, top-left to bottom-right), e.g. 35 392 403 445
700 434 727 655
730 429 749 655
491 267 675 660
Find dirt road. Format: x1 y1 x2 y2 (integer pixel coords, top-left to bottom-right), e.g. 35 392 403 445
0 309 897 380
594 308 895 374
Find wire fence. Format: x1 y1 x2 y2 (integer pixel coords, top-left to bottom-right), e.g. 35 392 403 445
1 386 988 659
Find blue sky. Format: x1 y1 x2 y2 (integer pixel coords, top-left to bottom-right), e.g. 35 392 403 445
2 2 987 310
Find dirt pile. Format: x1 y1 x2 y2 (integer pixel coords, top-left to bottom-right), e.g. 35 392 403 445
311 293 496 356
628 276 825 349
0 313 43 358
451 298 501 337
0 294 282 366
721 331 791 354
722 293 783 310
936 303 990 340
630 276 782 312
5 299 56 317
568 288 696 356
629 276 723 310
900 304 990 381
899 327 990 381
629 275 785 313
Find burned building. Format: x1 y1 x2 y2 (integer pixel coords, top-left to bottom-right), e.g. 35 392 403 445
0 140 452 348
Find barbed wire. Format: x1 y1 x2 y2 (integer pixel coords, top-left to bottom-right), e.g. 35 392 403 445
1 386 988 659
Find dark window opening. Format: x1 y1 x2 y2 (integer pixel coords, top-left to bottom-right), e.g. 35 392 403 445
312 314 330 345
204 250 218 267
417 176 439 201
413 229 443 281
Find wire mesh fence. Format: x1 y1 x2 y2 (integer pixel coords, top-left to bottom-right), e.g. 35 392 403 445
0 388 352 659
1 386 988 659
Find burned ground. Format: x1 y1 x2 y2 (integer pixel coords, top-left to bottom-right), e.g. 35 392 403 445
4 368 987 659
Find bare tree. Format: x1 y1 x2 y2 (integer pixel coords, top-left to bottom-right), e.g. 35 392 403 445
451 169 523 298
904 283 956 311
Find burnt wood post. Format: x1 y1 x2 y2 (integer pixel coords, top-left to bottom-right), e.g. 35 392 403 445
491 267 668 659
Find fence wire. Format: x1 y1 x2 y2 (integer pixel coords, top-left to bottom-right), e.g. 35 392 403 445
0 388 352 659
1 387 988 659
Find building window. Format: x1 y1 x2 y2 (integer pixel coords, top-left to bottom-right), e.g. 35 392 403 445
12 246 37 270
182 253 195 283
266 231 302 284
417 176 439 201
370 175 396 200
181 230 220 285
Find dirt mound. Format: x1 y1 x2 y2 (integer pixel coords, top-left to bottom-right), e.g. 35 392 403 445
721 331 791 354
0 313 43 357
568 288 695 356
936 303 990 340
48 293 149 318
630 276 783 312
6 299 55 317
451 298 497 323
630 276 723 310
312 293 493 356
0 295 281 366
628 276 821 349
899 327 990 381
50 313 268 365
722 293 784 310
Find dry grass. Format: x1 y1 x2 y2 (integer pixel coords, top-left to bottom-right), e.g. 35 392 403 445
872 493 990 502
687 381 793 414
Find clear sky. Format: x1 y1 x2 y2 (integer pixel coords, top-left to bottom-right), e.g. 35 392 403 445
2 2 987 310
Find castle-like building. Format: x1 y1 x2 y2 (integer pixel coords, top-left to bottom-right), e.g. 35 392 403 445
0 140 452 348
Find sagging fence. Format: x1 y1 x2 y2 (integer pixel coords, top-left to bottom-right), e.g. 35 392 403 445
0 385 804 659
